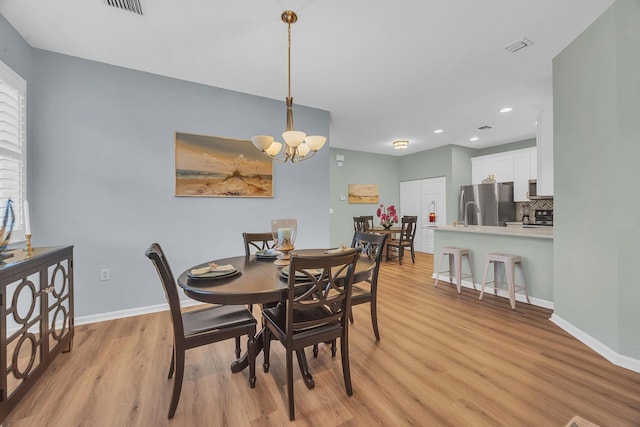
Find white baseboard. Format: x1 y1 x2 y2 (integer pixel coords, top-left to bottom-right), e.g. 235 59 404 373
431 273 554 310
550 314 640 374
74 299 202 327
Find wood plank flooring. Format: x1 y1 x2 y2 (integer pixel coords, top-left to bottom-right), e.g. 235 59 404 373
3 253 640 426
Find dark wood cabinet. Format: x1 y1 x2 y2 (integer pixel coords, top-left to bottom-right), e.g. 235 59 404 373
0 246 74 422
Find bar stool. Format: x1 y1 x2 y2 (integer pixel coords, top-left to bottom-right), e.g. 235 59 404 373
434 247 477 293
479 253 530 309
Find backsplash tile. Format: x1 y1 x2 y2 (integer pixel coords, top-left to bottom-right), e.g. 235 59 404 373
515 200 553 222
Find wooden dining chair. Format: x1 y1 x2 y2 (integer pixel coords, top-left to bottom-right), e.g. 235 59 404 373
242 232 275 256
349 231 388 340
353 216 367 232
261 248 360 420
242 231 277 318
145 243 257 419
362 215 374 231
385 215 418 265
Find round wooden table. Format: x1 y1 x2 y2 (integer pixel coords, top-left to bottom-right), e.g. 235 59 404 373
176 249 373 386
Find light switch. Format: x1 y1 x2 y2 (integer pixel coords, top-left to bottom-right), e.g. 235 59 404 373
340 194 346 201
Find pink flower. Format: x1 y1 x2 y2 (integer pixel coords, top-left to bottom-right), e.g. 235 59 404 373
375 204 399 225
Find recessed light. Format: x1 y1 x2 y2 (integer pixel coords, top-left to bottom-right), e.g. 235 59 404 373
470 137 479 142
500 107 513 113
434 129 443 134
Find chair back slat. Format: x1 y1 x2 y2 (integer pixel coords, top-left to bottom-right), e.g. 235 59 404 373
286 249 360 336
351 231 387 286
353 216 367 232
400 216 418 242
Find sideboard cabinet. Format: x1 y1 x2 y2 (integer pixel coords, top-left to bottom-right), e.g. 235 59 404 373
0 246 74 422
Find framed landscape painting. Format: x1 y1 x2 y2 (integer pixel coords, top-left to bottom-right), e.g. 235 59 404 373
348 184 379 204
175 132 273 197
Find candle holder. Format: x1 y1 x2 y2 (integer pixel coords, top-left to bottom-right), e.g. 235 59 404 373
25 234 33 255
271 218 297 266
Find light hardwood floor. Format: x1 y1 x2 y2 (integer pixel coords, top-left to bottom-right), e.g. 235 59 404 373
3 253 640 426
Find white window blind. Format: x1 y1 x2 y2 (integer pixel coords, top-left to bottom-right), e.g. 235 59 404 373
0 60 27 241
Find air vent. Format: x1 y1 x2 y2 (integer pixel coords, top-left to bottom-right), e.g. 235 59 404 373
477 125 493 130
103 0 143 15
503 37 533 54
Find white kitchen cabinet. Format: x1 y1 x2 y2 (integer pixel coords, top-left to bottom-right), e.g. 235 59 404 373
537 109 554 196
493 154 514 183
471 147 537 202
471 156 493 184
513 147 536 201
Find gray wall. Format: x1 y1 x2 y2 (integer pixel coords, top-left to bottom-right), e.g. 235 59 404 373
329 148 400 247
1 15 331 318
553 0 640 358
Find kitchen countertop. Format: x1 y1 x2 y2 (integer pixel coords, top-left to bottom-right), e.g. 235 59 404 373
435 224 553 239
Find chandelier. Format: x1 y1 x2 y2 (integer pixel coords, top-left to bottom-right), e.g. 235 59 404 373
251 10 326 163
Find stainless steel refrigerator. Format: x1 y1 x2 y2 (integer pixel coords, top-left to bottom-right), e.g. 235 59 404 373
458 183 515 226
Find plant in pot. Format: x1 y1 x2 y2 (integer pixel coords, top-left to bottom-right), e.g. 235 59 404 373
376 204 398 229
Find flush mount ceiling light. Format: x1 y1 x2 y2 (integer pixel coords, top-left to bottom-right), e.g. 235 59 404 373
500 107 513 113
470 137 479 142
251 10 326 163
393 140 409 150
433 129 444 134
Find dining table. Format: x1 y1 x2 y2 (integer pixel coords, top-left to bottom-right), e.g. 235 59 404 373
176 248 374 389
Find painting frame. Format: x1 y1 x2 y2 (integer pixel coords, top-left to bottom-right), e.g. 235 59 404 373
175 132 273 198
348 184 379 204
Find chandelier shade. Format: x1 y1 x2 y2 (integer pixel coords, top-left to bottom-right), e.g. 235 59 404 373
251 10 327 163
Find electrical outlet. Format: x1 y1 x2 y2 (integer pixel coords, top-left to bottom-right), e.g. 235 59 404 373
100 269 110 281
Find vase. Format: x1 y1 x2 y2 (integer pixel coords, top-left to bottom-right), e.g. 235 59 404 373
0 199 15 257
382 223 392 230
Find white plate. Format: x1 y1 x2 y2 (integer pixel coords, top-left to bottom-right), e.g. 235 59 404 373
256 249 281 259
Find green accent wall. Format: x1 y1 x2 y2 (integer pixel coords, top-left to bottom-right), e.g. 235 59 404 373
553 0 640 358
474 138 536 156
329 148 400 247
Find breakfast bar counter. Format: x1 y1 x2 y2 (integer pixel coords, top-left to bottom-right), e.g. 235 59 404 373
435 224 553 239
434 225 554 308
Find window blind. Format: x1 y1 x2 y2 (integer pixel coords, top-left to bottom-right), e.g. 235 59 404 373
0 60 27 239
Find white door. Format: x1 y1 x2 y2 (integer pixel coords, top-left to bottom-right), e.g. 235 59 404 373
400 180 421 250
401 177 446 254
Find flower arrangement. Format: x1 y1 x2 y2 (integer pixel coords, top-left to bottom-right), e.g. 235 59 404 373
376 204 398 228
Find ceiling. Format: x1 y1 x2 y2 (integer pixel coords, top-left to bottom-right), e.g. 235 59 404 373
0 0 614 156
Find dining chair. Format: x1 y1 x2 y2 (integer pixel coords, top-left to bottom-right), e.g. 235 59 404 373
353 216 367 232
242 232 276 256
362 215 374 231
145 243 257 419
349 231 388 340
242 231 277 319
312 230 387 357
385 215 418 265
261 248 360 420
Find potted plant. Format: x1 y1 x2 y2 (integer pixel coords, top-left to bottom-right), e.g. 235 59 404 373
376 204 398 229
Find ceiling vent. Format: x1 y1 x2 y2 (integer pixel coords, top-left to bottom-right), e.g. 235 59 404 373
477 125 493 130
503 37 533 54
103 0 143 15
